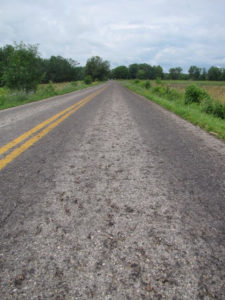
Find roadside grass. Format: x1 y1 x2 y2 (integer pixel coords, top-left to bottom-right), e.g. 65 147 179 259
121 80 225 141
0 81 100 110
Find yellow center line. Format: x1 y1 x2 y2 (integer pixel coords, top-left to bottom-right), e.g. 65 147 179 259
0 88 104 157
0 87 105 171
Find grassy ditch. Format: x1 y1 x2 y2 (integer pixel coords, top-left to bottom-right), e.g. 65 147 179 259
121 80 225 141
0 81 100 110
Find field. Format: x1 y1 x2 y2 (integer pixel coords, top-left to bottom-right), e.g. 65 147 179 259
155 80 225 103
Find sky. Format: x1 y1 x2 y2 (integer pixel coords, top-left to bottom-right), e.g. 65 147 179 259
0 0 225 72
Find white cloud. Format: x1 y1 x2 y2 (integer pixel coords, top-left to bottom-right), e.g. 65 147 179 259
0 0 225 71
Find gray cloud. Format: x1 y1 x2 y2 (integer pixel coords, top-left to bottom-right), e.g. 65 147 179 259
0 0 225 71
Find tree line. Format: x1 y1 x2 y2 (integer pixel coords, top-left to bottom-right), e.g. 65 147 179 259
0 42 224 92
0 43 110 91
111 64 225 81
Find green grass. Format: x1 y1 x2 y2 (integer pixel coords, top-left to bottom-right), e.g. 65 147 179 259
121 80 225 141
0 81 101 110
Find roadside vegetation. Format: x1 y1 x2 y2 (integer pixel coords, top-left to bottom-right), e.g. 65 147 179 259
0 42 110 109
0 81 100 110
121 80 225 140
154 80 225 104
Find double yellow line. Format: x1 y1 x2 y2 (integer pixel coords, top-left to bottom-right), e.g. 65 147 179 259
0 88 104 171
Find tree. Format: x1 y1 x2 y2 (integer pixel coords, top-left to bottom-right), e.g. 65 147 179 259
128 64 139 79
3 42 43 91
44 56 79 83
221 68 225 81
208 66 222 81
85 56 110 81
137 69 146 80
188 65 201 80
0 45 14 86
138 63 151 79
169 67 183 80
76 66 85 80
84 75 92 84
200 68 207 80
111 66 128 79
152 65 164 79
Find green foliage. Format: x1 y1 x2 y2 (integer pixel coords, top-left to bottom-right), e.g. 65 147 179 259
166 87 182 101
44 81 56 95
121 80 225 141
71 81 78 86
0 45 14 86
84 75 92 84
188 66 201 80
145 80 151 89
155 77 162 84
200 97 214 114
112 66 128 79
85 56 110 81
152 85 166 95
0 80 98 110
152 66 163 79
201 97 225 119
138 64 151 79
134 79 140 84
128 64 139 79
3 42 42 92
213 102 225 119
169 67 183 80
207 66 222 81
137 70 146 80
184 84 209 104
75 67 85 81
43 56 79 83
0 90 28 106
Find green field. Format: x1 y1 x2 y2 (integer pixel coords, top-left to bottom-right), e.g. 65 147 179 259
0 81 100 110
121 80 225 141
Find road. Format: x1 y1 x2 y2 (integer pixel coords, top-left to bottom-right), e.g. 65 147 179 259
0 81 224 299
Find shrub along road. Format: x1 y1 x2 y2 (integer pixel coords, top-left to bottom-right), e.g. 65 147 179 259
0 81 224 299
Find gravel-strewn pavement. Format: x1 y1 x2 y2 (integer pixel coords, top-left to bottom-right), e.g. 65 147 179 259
0 82 224 299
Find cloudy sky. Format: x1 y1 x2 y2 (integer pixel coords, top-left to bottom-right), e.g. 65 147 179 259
0 0 225 71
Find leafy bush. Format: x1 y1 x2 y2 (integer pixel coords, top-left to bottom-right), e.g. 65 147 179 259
155 77 162 84
84 75 92 84
201 97 225 119
201 97 214 115
145 80 151 89
184 84 209 104
3 42 42 92
213 102 225 119
152 85 166 95
166 87 182 101
151 85 182 101
44 81 56 95
134 79 140 84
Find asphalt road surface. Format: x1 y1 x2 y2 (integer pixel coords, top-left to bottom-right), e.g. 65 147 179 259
0 81 225 300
